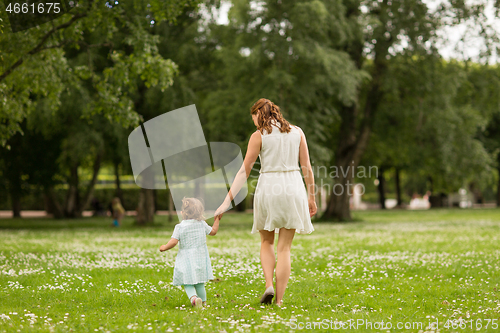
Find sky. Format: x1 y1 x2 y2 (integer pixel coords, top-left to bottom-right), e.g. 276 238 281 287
425 0 500 64
209 0 499 64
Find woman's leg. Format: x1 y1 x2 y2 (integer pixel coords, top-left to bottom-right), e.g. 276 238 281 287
184 284 197 301
259 230 276 289
194 283 207 302
275 228 295 305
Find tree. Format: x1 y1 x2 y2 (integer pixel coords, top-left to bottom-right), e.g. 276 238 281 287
200 0 365 190
0 0 199 146
0 0 202 220
465 64 500 205
364 57 493 208
322 0 499 220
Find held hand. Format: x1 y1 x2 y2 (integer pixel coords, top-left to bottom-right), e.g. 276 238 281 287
308 198 317 217
214 200 231 221
159 245 168 252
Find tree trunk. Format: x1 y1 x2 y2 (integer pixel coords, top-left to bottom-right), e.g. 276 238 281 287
44 186 64 218
153 189 157 213
9 170 22 218
194 177 204 200
11 193 21 218
497 159 500 207
78 151 103 216
168 188 174 222
395 167 402 207
135 161 156 224
323 92 376 221
497 172 500 207
65 163 80 217
324 181 352 221
378 167 386 209
44 193 53 215
136 189 155 225
469 181 483 204
322 27 387 221
114 161 124 204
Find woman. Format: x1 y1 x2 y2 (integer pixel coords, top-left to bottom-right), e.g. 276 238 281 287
215 98 317 306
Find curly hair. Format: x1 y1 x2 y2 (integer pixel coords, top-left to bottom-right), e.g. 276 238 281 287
181 197 205 221
250 98 291 134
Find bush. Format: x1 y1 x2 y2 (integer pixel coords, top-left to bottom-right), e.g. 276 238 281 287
0 187 173 212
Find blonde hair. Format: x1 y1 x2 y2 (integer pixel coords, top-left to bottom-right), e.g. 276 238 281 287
181 197 205 221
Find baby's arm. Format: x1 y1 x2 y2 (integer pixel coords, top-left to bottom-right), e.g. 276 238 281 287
159 238 178 252
208 216 220 236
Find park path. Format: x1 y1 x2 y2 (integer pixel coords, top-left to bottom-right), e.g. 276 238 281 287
0 210 185 218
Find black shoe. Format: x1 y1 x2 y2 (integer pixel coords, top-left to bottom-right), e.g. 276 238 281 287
260 286 274 304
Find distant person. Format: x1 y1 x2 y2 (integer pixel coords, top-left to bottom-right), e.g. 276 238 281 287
111 197 125 227
159 197 220 308
423 190 431 201
409 192 430 210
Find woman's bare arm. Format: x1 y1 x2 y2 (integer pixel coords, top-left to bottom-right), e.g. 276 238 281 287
214 131 261 217
298 130 318 217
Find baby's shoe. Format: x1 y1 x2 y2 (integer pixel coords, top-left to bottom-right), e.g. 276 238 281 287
191 296 202 308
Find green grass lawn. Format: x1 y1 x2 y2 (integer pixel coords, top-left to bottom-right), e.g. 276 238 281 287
1 208 499 332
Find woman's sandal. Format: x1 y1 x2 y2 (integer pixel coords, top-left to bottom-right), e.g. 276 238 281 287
260 286 275 304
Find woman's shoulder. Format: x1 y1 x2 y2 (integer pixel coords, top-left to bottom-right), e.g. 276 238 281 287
289 124 304 135
250 130 263 146
251 130 262 138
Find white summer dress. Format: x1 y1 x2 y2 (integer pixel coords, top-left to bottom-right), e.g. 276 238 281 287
252 123 314 235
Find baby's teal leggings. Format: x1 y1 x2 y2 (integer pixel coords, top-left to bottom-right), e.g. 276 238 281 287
184 283 206 302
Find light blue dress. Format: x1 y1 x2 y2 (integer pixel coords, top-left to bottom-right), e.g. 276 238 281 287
171 219 214 286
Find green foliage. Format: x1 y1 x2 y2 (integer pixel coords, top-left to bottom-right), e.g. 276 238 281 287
352 0 500 196
200 0 367 163
366 57 496 194
0 0 200 146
